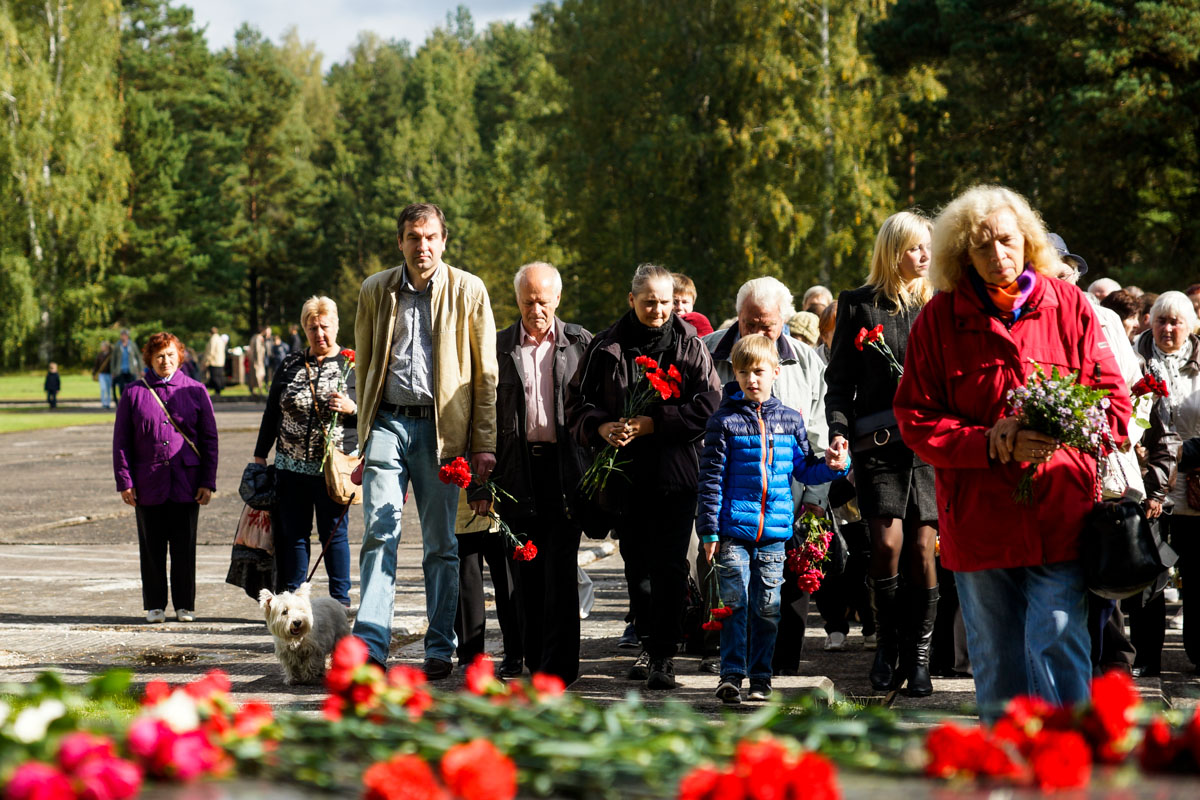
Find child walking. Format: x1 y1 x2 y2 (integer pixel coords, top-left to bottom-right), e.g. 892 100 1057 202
44 362 61 409
696 334 849 704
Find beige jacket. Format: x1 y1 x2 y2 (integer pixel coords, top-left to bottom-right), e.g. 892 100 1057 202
355 262 498 459
204 334 226 368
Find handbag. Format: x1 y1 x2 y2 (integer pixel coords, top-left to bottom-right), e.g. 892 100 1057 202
851 408 902 453
233 504 274 553
305 360 362 505
238 462 276 510
1082 426 1177 599
1186 471 1200 512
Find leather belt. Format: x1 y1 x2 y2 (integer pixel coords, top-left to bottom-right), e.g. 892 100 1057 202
379 402 432 419
528 442 557 457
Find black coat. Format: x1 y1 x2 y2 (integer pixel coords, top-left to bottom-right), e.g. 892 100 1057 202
565 312 721 496
490 318 592 522
825 285 936 521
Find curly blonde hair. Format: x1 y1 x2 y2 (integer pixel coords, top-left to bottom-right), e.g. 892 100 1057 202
930 185 1059 293
865 210 934 311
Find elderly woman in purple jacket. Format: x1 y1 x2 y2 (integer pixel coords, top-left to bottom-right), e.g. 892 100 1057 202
113 332 219 624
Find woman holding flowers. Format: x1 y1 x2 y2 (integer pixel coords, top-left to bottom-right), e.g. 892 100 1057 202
253 296 357 607
1131 291 1200 674
566 263 721 690
825 210 941 697
893 185 1131 719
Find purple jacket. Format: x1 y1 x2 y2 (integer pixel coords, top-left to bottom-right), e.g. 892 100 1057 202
113 369 219 505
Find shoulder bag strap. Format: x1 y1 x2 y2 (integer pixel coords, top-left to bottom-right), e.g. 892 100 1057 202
139 378 201 457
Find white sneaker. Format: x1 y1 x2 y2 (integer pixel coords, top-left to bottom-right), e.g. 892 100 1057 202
824 632 847 651
146 609 166 623
1170 612 1184 631
176 609 195 622
862 633 877 650
1164 587 1180 604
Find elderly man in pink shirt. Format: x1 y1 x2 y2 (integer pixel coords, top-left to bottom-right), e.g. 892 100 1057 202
458 262 593 685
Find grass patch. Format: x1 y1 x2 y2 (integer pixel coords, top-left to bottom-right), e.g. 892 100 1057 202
0 692 141 723
0 371 99 402
0 408 112 434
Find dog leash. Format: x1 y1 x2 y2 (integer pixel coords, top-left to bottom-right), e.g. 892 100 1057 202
305 492 356 583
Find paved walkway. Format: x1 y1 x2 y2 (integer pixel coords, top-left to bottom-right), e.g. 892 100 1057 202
0 405 1195 719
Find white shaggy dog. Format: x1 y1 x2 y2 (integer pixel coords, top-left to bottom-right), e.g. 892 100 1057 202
258 583 351 685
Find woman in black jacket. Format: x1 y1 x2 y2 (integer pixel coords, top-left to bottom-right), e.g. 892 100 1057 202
566 263 721 690
825 210 939 697
253 296 356 606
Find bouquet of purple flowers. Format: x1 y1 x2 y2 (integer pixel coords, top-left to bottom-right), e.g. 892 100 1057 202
1006 362 1112 504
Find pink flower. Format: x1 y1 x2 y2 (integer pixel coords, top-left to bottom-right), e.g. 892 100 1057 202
57 732 116 773
4 762 74 800
166 729 224 781
126 717 172 764
73 756 143 800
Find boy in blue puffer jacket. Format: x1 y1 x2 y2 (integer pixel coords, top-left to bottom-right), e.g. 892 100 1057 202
697 334 850 704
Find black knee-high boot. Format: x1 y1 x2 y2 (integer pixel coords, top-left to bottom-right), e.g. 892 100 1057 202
868 574 900 691
901 585 939 697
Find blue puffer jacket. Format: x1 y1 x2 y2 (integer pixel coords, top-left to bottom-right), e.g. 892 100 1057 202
697 382 849 544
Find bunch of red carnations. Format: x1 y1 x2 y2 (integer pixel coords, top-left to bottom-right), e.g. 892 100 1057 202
363 738 518 800
700 563 734 631
437 456 533 561
677 736 840 800
1131 372 1169 399
923 670 1194 790
579 354 683 498
461 653 566 700
855 324 903 379
785 512 835 593
322 636 432 722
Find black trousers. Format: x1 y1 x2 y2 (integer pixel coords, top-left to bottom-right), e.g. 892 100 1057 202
455 529 522 667
206 366 224 394
618 491 696 659
135 501 198 611
813 520 874 637
508 447 583 684
1169 514 1200 666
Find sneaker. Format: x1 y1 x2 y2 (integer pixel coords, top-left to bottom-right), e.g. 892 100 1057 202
862 633 877 650
698 656 721 675
146 609 166 623
823 632 846 652
175 609 195 622
747 680 773 701
715 678 742 705
626 650 651 681
646 658 677 690
617 623 640 649
1164 587 1180 604
1170 612 1185 631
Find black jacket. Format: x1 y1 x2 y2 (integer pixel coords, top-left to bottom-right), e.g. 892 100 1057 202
566 312 721 495
491 318 592 520
825 285 921 443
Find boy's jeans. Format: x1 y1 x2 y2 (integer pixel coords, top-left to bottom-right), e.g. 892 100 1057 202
715 538 786 682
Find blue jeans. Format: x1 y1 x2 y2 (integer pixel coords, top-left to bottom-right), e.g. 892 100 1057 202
98 373 112 409
715 539 786 682
274 469 351 605
353 411 461 664
956 561 1091 721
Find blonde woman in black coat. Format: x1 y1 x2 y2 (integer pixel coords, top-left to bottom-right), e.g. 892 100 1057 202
825 211 939 697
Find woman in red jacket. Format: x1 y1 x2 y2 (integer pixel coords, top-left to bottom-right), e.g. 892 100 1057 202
894 185 1131 720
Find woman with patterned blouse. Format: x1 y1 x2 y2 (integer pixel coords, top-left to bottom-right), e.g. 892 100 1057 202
254 296 357 606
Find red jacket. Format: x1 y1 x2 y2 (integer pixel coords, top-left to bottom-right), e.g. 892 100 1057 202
894 275 1131 572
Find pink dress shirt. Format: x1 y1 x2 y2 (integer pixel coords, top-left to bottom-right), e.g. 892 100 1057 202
520 323 556 443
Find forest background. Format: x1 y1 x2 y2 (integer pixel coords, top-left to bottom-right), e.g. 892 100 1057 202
2 0 1197 367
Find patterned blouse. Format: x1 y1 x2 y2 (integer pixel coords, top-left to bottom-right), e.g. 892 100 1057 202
254 350 357 475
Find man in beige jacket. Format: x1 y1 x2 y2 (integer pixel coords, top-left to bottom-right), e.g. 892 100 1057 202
352 202 498 679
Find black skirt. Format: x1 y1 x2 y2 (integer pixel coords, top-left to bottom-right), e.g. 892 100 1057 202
852 441 938 523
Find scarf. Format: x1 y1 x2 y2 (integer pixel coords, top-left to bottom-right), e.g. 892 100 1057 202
969 264 1038 326
1152 338 1194 408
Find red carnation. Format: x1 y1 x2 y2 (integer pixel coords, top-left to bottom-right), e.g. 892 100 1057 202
710 606 733 620
701 620 723 631
363 754 446 800
466 654 499 695
1029 730 1091 790
441 739 518 800
438 457 472 489
667 364 682 382
854 327 869 351
531 672 566 697
340 348 355 363
634 355 659 371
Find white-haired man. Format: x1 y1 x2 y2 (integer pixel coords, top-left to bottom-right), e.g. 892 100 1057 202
801 285 833 316
701 276 840 674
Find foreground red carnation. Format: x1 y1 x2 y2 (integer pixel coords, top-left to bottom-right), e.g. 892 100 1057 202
1029 730 1091 790
441 739 518 800
465 654 500 695
531 672 566 697
4 762 74 800
678 737 840 800
363 753 447 800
